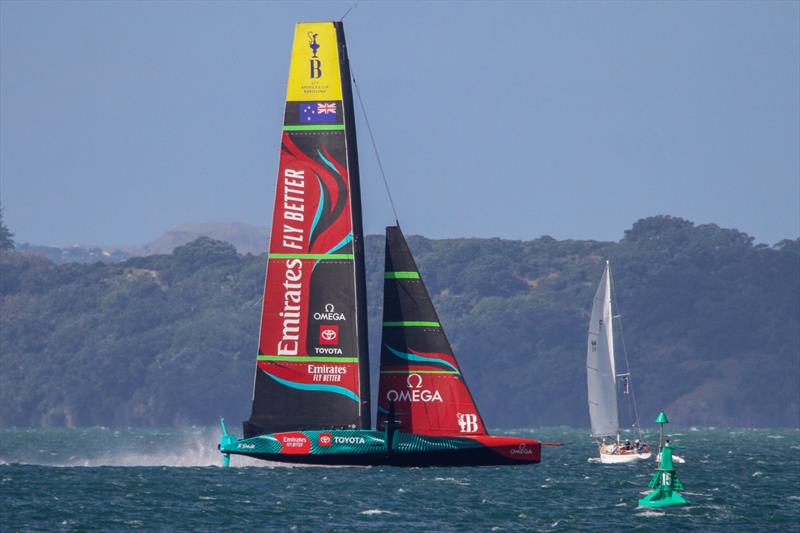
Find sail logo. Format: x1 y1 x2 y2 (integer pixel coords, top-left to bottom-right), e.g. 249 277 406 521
277 258 303 356
457 413 479 433
318 433 332 446
509 443 533 456
407 373 423 389
319 325 339 345
309 364 346 382
314 303 346 321
386 373 443 403
281 168 306 246
308 31 322 78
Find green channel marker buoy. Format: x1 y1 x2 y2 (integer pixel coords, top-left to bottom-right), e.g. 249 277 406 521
638 411 687 508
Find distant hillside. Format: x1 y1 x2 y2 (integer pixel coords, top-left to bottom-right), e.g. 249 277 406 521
17 222 269 262
122 222 269 256
14 243 130 264
1 216 798 429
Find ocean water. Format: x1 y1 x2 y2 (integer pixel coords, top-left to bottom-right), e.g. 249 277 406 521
1 427 798 531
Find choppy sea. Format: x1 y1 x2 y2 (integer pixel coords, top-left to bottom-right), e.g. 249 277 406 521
1 427 798 531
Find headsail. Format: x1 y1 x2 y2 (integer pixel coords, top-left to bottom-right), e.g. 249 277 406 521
586 261 619 438
376 226 487 437
244 22 370 438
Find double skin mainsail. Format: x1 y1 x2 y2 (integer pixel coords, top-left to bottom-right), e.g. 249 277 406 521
244 22 370 439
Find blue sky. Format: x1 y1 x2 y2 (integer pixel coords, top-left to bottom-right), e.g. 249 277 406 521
1 1 798 246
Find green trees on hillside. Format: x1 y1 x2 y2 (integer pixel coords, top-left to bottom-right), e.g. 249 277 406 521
0 216 797 428
0 205 14 251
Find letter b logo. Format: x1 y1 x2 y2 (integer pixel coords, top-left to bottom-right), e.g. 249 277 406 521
457 413 479 433
310 59 322 78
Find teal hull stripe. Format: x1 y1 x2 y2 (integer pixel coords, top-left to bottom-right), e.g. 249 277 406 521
262 371 359 402
385 344 460 374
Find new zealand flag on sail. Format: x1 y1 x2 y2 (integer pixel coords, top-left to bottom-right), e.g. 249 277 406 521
299 102 338 124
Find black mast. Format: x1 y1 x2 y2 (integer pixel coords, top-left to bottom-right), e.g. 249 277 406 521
336 21 371 430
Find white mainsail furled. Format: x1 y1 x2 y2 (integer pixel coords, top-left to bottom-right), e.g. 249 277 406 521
587 261 619 438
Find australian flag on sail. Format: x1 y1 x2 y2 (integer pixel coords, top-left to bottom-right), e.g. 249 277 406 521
299 102 337 124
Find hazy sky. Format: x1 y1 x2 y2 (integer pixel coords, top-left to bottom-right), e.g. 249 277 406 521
1 1 798 246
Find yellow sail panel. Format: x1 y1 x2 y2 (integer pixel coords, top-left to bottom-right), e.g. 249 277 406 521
286 22 343 102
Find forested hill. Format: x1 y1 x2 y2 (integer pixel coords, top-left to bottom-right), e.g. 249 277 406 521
1 216 798 429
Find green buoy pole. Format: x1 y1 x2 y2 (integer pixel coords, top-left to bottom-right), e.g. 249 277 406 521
656 410 669 457
639 410 687 508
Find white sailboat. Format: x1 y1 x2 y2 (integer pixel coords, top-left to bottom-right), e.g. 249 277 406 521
587 260 651 464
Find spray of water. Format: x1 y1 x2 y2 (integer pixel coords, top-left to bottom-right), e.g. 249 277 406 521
0 427 278 468
0 427 368 468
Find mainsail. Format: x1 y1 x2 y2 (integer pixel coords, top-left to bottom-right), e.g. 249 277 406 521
376 226 487 437
244 22 370 438
586 260 619 438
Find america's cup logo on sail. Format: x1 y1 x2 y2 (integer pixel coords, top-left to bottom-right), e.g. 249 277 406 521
308 31 322 78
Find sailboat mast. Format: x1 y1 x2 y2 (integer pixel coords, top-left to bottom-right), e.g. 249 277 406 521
335 22 371 429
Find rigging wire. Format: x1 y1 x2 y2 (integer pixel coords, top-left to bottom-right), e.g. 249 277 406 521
609 261 645 442
350 68 401 227
339 3 356 21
